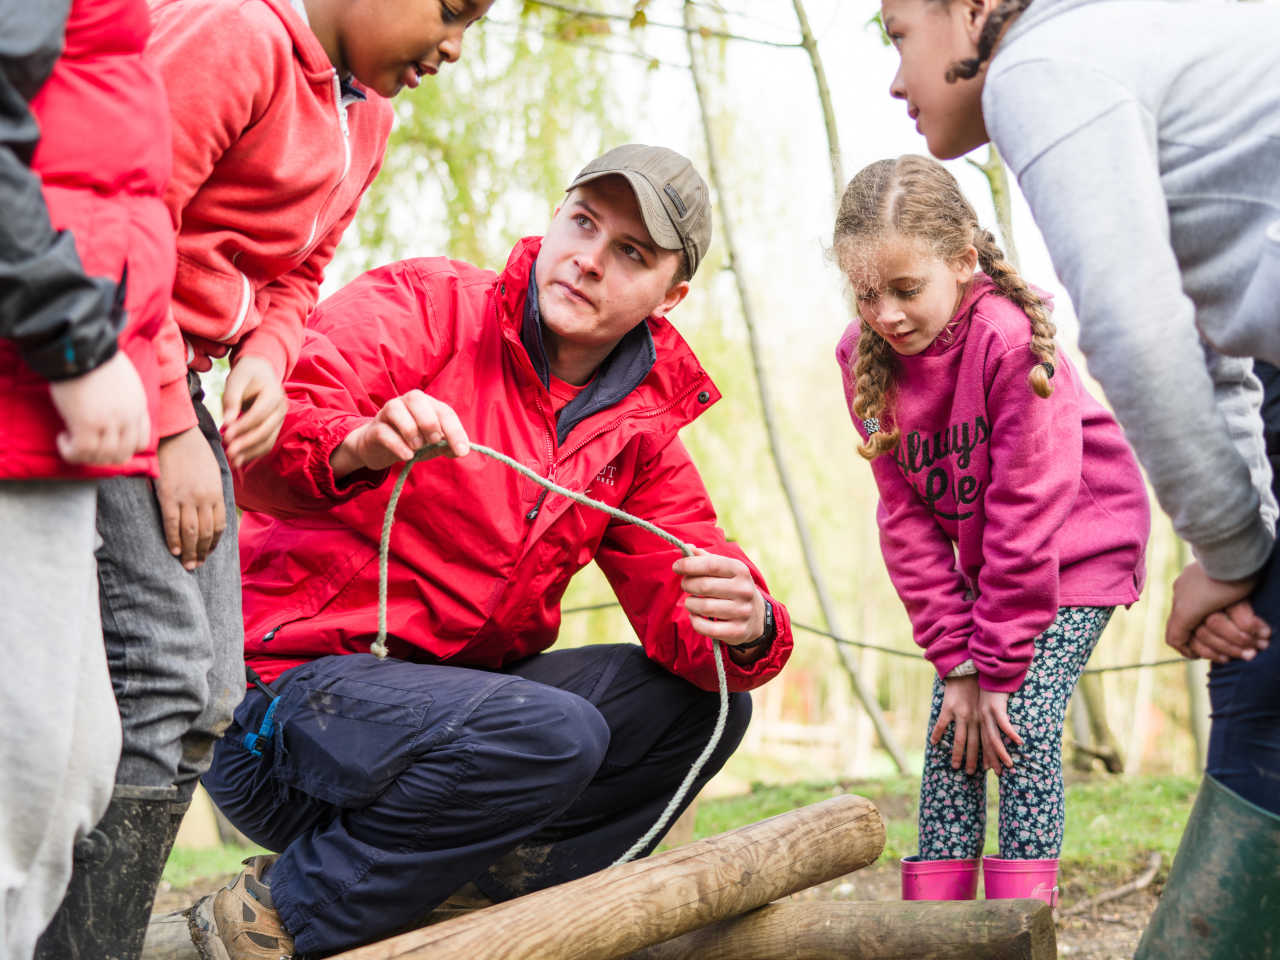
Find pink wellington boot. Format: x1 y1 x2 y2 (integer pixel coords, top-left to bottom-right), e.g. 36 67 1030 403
981 856 1059 906
901 856 980 900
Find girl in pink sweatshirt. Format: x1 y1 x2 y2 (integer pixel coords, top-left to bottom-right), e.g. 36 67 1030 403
834 155 1149 905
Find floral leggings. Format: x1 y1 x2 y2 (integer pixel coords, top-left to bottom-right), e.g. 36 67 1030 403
917 606 1113 861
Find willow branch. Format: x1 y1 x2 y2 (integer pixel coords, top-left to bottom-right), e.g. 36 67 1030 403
683 0 909 774
524 0 803 48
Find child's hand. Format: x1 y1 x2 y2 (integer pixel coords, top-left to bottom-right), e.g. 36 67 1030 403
931 674 981 774
331 389 470 477
1166 560 1266 663
673 548 767 651
155 426 226 570
48 350 151 465
979 689 1022 776
222 355 287 468
1187 599 1271 664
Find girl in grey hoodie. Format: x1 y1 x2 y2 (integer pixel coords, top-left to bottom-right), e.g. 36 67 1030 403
877 0 1279 953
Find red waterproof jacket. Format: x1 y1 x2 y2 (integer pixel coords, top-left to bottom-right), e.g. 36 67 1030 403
1 0 176 479
148 0 393 437
236 238 793 691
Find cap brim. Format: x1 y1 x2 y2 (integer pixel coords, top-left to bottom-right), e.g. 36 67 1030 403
566 169 684 253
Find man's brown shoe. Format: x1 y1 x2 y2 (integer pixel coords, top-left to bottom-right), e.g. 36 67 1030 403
187 855 295 960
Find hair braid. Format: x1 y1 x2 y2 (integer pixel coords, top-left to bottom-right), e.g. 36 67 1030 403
851 321 901 460
945 0 1033 82
973 228 1056 397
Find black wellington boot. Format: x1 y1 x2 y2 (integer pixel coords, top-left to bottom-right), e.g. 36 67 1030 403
34 785 178 960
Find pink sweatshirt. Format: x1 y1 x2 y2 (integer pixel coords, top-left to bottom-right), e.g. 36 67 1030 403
836 276 1150 692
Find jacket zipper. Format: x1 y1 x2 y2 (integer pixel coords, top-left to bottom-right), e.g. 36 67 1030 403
287 71 353 260
526 392 557 520
524 381 705 521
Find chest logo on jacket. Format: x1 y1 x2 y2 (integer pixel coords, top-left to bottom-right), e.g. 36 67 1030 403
895 415 990 521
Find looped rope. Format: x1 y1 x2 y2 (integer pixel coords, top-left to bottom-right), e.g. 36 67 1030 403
374 441 729 865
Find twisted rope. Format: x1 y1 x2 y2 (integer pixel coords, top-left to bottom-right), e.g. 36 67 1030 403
374 441 729 865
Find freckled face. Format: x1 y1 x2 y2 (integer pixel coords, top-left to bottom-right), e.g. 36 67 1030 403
338 0 492 98
849 234 975 355
882 0 990 159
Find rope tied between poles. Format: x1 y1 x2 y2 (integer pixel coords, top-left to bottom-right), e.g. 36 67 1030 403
373 440 729 866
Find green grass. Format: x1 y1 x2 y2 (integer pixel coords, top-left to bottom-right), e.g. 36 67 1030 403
689 773 1199 894
162 842 267 890
162 773 1200 898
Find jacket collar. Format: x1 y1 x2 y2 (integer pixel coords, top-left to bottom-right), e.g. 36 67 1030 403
495 237 720 441
257 0 356 83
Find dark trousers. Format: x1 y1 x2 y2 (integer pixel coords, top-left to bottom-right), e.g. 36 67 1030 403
202 644 751 955
1208 545 1280 813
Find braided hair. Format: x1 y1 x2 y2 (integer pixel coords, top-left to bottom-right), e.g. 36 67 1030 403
833 155 1055 462
943 0 1034 82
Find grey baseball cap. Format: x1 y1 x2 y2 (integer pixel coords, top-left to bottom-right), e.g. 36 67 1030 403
565 144 712 278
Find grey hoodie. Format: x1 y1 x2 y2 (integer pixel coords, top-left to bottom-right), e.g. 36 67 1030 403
983 0 1280 580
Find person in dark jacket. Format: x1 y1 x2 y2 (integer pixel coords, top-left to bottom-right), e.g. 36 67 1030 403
0 1 156 957
188 145 795 959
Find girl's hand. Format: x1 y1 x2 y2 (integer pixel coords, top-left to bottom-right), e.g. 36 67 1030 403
155 426 226 571
931 674 981 774
222 355 288 468
1189 600 1271 664
979 689 1022 776
1167 561 1267 663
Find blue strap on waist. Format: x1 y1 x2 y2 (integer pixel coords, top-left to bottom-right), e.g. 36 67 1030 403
243 665 282 759
243 694 280 758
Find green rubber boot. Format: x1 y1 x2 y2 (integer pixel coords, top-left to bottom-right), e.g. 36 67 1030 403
1134 775 1280 960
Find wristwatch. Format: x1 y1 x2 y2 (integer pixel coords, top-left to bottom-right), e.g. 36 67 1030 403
734 598 775 654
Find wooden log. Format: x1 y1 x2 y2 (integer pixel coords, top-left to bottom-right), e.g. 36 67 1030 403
331 793 884 960
624 900 1057 960
140 910 200 960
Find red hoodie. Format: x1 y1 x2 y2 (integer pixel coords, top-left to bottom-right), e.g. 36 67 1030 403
146 0 394 437
234 238 794 691
0 0 175 480
837 276 1150 692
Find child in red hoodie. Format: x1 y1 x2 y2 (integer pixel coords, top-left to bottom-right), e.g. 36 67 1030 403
834 156 1150 907
77 0 491 950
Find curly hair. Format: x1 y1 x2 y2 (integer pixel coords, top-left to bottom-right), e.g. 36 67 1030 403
941 0 1034 82
833 154 1055 461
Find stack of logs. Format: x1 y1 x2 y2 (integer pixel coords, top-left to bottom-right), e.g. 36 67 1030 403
332 794 1054 960
146 794 1055 959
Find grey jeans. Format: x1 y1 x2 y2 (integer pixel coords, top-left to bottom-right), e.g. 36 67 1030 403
96 377 245 796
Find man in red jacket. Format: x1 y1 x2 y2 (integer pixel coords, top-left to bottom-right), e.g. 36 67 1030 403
192 145 794 959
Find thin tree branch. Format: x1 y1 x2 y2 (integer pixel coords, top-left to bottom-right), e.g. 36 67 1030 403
524 0 803 48
965 145 1020 269
683 0 909 774
1061 853 1162 916
790 0 843 203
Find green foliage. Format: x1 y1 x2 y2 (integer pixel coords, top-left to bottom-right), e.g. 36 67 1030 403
161 841 267 890
351 5 628 271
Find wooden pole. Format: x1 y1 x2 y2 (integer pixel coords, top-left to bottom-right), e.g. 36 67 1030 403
682 0 910 775
624 900 1057 960
330 794 884 960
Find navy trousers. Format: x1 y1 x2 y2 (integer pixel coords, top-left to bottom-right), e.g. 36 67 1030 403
203 644 750 955
1207 544 1280 813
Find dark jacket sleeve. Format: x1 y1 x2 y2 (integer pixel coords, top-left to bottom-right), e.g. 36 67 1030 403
0 0 122 381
